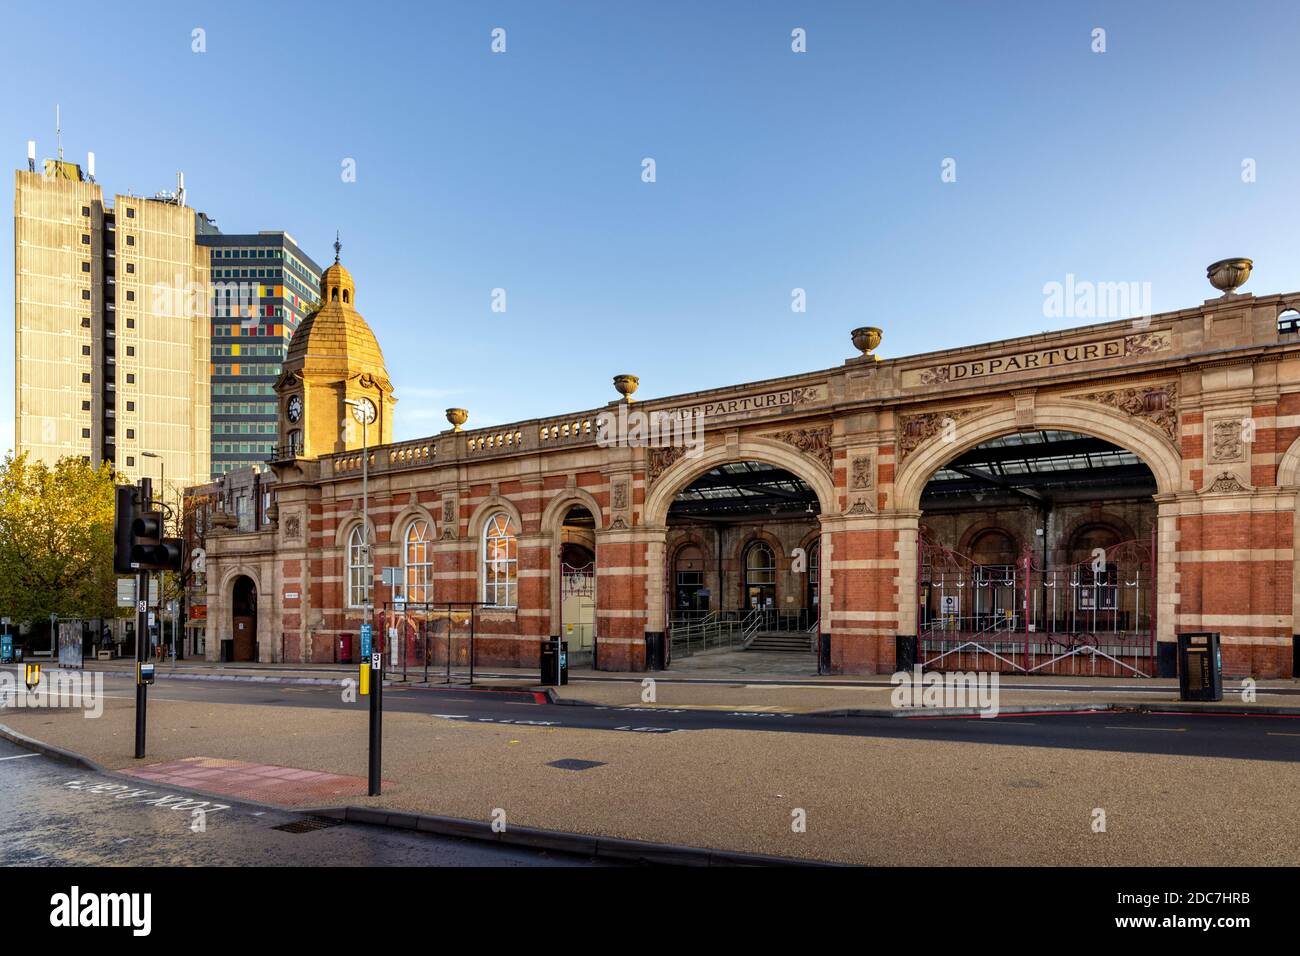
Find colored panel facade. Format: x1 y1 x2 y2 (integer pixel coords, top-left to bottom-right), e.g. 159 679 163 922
197 229 322 477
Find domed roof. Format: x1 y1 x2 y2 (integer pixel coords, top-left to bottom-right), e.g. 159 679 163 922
284 251 389 379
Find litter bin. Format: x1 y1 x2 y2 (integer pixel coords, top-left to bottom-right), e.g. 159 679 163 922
644 632 666 671
895 634 918 673
1177 632 1223 701
338 634 353 665
540 636 560 686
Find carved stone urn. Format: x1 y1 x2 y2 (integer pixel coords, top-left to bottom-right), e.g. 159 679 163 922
1207 258 1253 295
851 326 883 360
445 407 468 432
613 374 639 403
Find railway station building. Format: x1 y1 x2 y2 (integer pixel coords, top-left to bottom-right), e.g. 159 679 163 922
195 254 1300 679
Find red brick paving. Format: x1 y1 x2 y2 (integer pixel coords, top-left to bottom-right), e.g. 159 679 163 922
121 756 373 806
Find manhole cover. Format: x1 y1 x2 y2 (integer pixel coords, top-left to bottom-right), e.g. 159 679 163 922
547 759 606 771
272 815 344 834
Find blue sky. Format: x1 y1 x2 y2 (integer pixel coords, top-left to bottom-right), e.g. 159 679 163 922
4 0 1299 453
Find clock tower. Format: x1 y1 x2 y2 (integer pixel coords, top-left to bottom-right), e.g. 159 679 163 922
274 238 395 460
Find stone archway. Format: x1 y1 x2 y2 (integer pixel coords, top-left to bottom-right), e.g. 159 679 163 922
643 437 837 529
891 399 1185 649
1275 435 1300 646
641 437 837 660
230 574 258 662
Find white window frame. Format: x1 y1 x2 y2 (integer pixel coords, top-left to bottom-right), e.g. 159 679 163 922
482 512 517 608
404 520 433 604
348 524 371 609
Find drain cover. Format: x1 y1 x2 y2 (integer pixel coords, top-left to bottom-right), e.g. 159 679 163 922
547 759 606 771
272 815 344 834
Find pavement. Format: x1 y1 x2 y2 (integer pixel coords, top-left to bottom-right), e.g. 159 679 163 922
2 666 1299 865
0 737 606 867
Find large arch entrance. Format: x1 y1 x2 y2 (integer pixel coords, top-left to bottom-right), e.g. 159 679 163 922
916 428 1159 676
662 459 824 658
231 575 258 662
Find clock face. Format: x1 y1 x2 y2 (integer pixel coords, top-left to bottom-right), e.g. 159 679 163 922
286 395 303 423
350 398 377 425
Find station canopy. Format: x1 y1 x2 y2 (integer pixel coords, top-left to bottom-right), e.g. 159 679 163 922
922 429 1156 510
670 461 819 522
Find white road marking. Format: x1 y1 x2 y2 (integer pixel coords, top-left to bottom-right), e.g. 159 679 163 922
1104 725 1186 732
1266 731 1300 737
0 753 39 761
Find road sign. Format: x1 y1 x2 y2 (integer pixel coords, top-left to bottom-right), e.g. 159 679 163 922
360 623 372 659
371 652 381 670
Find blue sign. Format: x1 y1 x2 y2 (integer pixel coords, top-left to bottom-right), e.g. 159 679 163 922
360 624 372 659
0 634 11 663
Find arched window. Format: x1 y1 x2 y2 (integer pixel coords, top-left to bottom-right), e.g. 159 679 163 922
347 524 371 609
404 520 433 603
745 541 776 609
482 512 517 607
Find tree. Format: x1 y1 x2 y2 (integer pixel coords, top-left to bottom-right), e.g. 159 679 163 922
0 453 121 626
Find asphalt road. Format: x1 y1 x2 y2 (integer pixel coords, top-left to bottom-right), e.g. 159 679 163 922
0 738 606 866
61 671 1300 763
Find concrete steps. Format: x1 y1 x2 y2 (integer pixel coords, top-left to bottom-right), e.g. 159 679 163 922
746 631 814 653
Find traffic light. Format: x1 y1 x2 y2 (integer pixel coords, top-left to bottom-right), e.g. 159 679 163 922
114 483 183 572
114 485 137 574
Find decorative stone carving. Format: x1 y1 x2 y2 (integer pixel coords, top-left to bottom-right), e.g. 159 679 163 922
845 497 874 516
612 480 629 512
1072 383 1178 443
1206 471 1247 493
647 445 686 484
767 426 832 472
284 514 301 542
441 496 457 539
1210 419 1247 463
897 407 985 460
609 515 630 530
850 454 874 490
1123 332 1166 357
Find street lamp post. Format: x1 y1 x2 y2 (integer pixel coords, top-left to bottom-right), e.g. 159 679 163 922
345 397 381 796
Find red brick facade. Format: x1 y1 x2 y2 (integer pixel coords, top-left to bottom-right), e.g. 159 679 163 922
203 289 1300 679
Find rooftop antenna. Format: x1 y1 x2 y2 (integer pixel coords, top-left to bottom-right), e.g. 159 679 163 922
176 171 185 207
27 140 35 172
334 230 341 263
55 105 62 162
87 151 95 183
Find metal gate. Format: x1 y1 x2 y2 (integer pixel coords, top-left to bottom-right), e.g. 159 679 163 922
918 531 1156 677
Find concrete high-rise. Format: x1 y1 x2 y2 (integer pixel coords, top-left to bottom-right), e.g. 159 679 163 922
13 147 210 508
196 226 322 476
